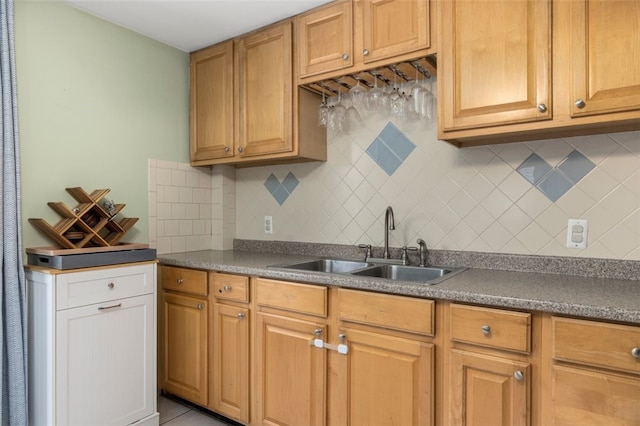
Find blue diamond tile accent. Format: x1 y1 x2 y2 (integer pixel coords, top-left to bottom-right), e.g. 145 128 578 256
264 172 299 205
366 122 416 176
282 172 299 193
517 150 596 202
264 173 280 194
517 153 552 185
536 169 574 202
271 185 290 206
557 150 595 184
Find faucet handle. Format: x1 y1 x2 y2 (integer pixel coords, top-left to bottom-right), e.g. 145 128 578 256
401 246 418 265
358 244 372 261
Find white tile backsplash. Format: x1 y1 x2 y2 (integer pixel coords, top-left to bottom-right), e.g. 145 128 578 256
232 96 640 260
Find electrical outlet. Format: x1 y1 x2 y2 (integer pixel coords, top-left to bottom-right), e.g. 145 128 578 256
264 216 273 235
566 219 588 249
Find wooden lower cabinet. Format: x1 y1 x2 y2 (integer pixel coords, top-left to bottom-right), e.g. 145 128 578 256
339 326 434 426
449 349 530 426
161 292 208 406
255 312 327 426
211 303 250 423
547 315 640 425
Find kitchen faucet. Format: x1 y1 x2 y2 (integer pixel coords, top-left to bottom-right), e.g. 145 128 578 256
416 238 428 267
383 206 395 259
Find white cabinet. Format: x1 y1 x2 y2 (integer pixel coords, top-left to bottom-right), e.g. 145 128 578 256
27 262 159 426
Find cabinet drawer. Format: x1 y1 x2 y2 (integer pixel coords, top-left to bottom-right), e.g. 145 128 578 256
57 263 155 310
161 265 207 296
338 289 434 336
256 278 327 318
450 304 531 353
210 272 249 302
552 317 640 375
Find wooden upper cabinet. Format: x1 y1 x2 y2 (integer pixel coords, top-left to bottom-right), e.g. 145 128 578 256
235 21 293 158
297 0 353 78
569 0 640 118
440 0 551 132
190 41 234 162
357 0 431 64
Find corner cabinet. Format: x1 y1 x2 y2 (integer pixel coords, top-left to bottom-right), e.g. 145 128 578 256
190 20 326 167
27 262 159 426
439 0 640 146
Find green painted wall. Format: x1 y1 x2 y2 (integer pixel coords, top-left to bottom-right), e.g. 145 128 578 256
15 0 189 249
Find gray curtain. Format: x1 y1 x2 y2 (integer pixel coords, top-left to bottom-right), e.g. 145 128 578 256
0 0 28 424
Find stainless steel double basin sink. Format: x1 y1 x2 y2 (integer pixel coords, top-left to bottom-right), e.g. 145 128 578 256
269 258 466 285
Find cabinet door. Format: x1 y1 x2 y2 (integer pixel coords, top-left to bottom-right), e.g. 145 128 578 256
255 312 327 426
440 0 551 131
235 21 293 158
551 365 640 425
161 293 208 405
297 1 353 78
359 0 430 63
211 303 249 423
340 327 434 426
569 0 640 117
56 294 155 426
190 40 234 161
449 349 530 426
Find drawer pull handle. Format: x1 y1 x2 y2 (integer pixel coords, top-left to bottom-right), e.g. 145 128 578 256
237 312 245 319
176 278 184 285
107 282 115 289
481 325 491 335
514 371 524 381
197 303 204 310
632 348 640 358
223 285 232 292
98 303 122 311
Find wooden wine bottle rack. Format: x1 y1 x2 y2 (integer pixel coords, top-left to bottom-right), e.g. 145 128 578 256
29 187 139 250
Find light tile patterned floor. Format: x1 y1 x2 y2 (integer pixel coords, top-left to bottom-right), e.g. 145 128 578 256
158 395 235 426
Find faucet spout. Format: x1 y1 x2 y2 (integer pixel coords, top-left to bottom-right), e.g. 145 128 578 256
383 206 395 259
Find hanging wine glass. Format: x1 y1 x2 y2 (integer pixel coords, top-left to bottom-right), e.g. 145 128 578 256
409 66 426 119
366 73 384 113
318 90 329 127
349 76 367 111
328 91 347 133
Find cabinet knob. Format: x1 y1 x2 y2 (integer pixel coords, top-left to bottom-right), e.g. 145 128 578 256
237 147 244 153
632 347 640 358
224 146 230 152
197 303 204 310
107 282 115 289
537 103 547 113
514 370 524 381
575 99 586 109
314 328 323 337
338 333 346 342
363 48 370 56
237 312 245 319
481 325 491 335
342 53 349 60
223 285 232 292
176 278 184 285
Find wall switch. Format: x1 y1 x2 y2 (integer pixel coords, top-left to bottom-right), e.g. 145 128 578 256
264 216 273 235
566 219 587 249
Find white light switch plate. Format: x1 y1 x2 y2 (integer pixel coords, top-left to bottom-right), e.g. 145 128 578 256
264 216 273 235
566 219 588 249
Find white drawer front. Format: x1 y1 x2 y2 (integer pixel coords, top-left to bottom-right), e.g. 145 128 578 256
56 263 155 310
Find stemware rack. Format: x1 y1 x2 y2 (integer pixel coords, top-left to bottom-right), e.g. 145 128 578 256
302 56 437 97
29 187 139 250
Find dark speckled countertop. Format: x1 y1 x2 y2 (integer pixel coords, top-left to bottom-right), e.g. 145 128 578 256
159 249 640 325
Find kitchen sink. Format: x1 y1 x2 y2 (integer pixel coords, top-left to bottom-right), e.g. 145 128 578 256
350 264 466 284
271 258 466 285
275 259 374 274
